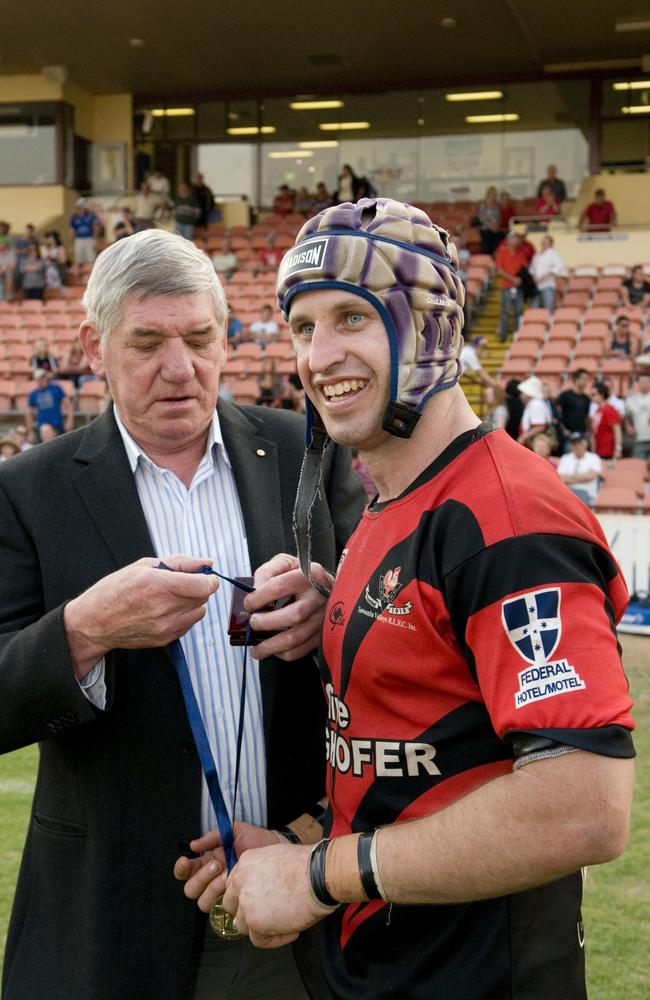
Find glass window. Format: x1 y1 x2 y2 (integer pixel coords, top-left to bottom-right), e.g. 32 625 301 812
0 102 57 185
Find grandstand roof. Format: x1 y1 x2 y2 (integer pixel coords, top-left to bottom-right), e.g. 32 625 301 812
3 1 646 122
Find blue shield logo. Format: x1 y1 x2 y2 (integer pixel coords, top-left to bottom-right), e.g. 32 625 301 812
502 588 561 666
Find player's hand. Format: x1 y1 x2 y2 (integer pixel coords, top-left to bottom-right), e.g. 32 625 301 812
174 823 285 913
63 555 219 677
223 842 336 948
245 553 333 661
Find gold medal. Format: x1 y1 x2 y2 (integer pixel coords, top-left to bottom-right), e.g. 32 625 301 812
209 898 246 941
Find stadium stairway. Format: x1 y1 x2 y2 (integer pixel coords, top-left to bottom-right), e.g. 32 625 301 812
460 284 506 417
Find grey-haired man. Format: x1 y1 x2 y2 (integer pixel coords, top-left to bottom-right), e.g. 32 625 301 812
0 229 364 999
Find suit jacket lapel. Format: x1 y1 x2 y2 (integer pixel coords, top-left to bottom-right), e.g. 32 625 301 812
218 400 288 569
71 408 155 568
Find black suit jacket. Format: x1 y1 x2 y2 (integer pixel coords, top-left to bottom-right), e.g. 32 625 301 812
0 401 364 1000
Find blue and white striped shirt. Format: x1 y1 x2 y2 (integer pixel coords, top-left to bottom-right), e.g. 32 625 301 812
114 406 267 833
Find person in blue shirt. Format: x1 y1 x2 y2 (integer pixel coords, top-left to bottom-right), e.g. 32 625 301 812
26 369 73 441
69 203 100 265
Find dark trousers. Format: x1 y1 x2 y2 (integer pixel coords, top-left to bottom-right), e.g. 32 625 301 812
186 919 323 1000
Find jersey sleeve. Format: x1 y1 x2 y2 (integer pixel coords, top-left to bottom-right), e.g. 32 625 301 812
444 531 634 757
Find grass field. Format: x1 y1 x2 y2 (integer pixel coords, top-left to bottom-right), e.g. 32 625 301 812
0 635 648 996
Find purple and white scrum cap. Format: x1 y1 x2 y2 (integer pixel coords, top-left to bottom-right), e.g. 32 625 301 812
276 197 465 438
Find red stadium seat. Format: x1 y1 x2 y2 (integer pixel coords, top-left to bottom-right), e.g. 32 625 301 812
592 487 639 513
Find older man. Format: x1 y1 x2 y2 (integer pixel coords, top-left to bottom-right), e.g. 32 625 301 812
179 198 635 1000
0 230 365 1000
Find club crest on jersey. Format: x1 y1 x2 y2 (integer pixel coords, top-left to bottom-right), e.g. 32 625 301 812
502 588 586 709
364 566 412 615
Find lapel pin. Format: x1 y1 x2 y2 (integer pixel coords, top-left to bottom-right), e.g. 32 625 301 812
256 448 266 457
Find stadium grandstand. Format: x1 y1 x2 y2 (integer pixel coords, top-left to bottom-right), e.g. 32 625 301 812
1 3 650 549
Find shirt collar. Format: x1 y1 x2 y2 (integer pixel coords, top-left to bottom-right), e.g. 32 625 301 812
113 404 230 475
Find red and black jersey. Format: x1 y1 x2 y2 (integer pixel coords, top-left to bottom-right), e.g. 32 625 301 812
319 424 634 1000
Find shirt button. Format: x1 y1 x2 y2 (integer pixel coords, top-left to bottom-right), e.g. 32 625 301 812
216 708 224 718
206 637 214 646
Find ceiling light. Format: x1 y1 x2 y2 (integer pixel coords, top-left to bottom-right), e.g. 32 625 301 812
621 105 650 114
298 140 339 148
465 113 519 124
446 91 504 102
613 80 650 90
615 20 650 32
129 38 145 48
290 100 344 110
226 126 277 135
150 108 195 117
318 121 370 131
268 150 314 158
440 17 457 29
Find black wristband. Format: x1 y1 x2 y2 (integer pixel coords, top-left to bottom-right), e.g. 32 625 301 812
305 801 327 827
309 839 339 907
357 832 382 900
278 826 302 844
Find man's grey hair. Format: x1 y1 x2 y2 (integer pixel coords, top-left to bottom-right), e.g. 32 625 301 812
83 229 227 341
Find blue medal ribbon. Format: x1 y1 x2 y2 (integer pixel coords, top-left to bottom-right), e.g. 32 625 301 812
159 562 252 871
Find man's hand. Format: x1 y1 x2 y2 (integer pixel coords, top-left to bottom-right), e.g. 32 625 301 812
245 553 332 661
223 842 334 949
63 555 219 679
174 822 286 914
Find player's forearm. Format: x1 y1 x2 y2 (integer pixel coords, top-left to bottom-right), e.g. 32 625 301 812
325 752 633 907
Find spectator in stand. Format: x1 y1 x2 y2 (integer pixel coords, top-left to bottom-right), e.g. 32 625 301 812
211 237 238 279
249 303 280 347
69 202 99 265
113 207 135 241
499 191 515 231
294 187 314 217
148 169 171 217
542 379 564 455
12 226 38 292
37 422 60 442
517 375 554 448
484 384 508 429
495 230 528 342
26 369 73 441
460 335 498 390
57 338 92 389
590 381 622 460
190 172 215 230
334 164 376 204
226 308 245 347
528 235 568 312
273 184 296 216
579 189 617 231
536 165 567 203
557 432 602 506
173 181 201 241
18 244 46 300
277 372 306 413
504 378 525 439
475 186 503 256
624 372 650 459
30 338 57 374
312 182 333 213
621 265 650 309
535 184 561 226
557 369 591 444
0 220 11 245
255 236 283 274
12 425 33 452
0 438 20 462
133 181 159 230
43 231 68 286
256 356 283 406
608 315 634 358
0 241 16 300
530 432 557 467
